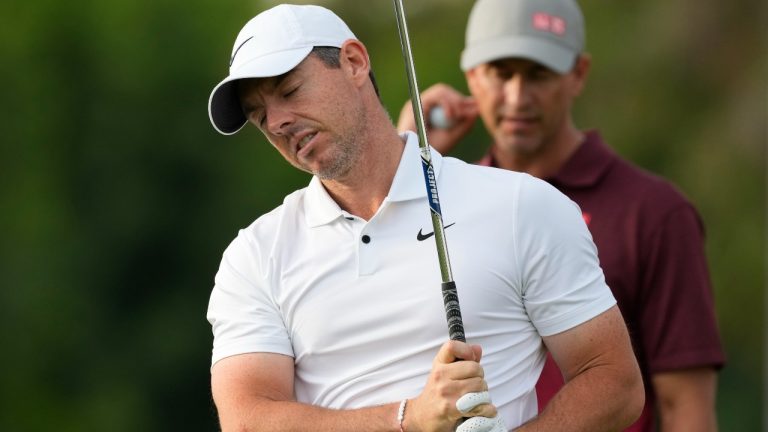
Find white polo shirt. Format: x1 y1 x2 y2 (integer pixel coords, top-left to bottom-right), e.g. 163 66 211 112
207 131 615 428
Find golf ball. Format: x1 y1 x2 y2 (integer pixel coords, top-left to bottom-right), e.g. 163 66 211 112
429 106 453 129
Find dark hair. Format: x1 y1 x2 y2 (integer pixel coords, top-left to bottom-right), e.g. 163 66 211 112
311 46 380 98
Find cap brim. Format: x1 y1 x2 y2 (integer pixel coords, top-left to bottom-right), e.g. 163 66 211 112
208 46 313 135
460 36 576 74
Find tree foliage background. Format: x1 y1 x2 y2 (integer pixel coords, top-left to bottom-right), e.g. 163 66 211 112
1 0 764 430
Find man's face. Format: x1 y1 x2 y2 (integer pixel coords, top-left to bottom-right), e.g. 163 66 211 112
238 53 367 180
465 57 586 157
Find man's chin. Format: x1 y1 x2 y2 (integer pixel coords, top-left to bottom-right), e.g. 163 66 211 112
313 161 353 181
497 136 541 156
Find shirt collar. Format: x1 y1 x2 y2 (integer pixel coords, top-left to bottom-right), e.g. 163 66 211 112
304 131 442 227
388 130 443 202
479 130 614 188
548 130 615 188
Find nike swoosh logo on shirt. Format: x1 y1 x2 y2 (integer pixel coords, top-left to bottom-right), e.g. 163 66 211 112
417 222 456 241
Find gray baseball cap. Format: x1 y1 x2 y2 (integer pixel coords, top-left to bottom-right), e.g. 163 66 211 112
460 0 584 74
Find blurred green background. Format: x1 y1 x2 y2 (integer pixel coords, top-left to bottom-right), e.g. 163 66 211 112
1 0 764 430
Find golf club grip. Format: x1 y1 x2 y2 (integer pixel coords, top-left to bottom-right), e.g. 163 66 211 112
442 281 466 342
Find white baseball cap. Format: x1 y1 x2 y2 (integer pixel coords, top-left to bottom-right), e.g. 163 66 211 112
460 0 585 74
208 4 357 135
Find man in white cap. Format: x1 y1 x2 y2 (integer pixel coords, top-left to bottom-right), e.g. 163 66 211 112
207 3 643 431
398 0 725 430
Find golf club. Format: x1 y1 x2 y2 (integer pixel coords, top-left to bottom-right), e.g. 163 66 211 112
392 0 465 343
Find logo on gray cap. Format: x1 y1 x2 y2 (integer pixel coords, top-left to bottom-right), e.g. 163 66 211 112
460 0 584 74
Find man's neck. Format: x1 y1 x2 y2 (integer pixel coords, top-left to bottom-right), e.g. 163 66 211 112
492 125 584 180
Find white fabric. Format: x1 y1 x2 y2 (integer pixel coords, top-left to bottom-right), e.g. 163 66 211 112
207 131 616 429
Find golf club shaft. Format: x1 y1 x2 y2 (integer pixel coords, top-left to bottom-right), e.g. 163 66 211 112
392 0 465 343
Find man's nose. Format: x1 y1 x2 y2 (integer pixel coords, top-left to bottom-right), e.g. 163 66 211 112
502 75 531 107
265 103 294 136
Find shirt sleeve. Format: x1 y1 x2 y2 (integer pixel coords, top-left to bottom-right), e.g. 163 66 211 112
638 204 725 372
206 230 294 367
514 175 617 337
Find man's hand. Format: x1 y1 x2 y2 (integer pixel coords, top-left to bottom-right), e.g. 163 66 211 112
405 340 498 432
455 392 508 432
457 415 507 432
397 83 478 155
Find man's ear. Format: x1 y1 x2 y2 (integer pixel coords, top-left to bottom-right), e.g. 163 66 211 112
464 67 481 97
570 53 591 96
339 39 371 88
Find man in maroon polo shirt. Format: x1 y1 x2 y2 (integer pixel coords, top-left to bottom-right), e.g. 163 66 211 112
397 0 725 430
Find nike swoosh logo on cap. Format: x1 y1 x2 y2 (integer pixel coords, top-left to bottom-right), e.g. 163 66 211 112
417 222 456 241
230 36 254 66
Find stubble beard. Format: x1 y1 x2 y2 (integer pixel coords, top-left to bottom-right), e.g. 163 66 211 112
313 109 368 181
495 129 544 158
314 138 356 180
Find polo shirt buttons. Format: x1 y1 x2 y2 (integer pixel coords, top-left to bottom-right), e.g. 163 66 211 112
361 235 371 244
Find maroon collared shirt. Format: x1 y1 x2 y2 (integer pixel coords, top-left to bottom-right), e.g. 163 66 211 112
479 130 725 431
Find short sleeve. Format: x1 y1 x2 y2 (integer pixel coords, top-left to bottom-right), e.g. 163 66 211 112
514 175 616 336
206 231 294 367
638 205 725 372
